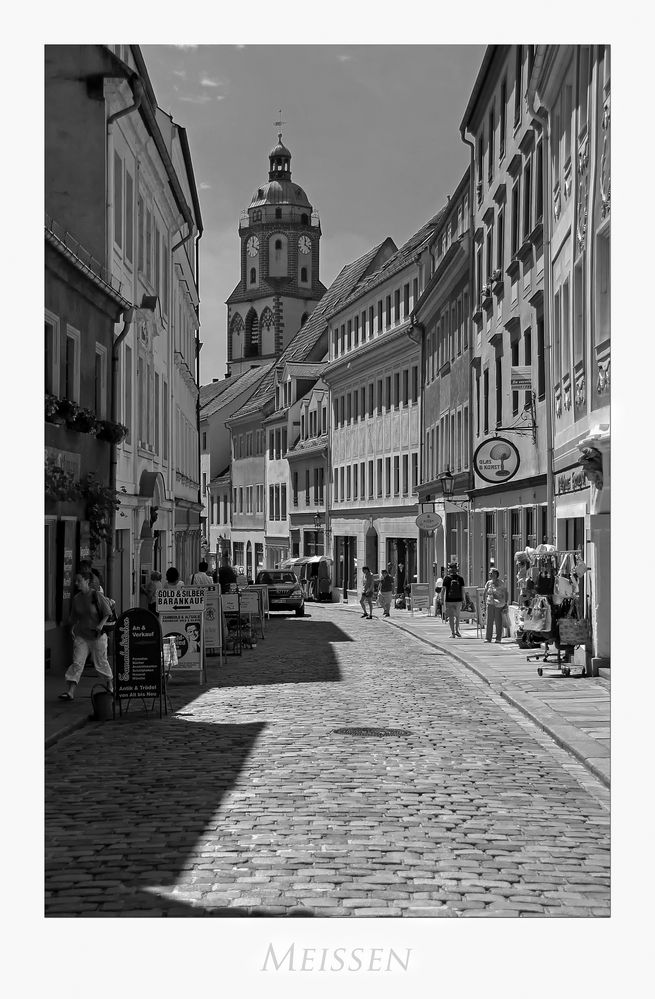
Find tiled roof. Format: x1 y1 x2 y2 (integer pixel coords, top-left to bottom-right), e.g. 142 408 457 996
230 237 396 420
287 433 329 456
331 206 450 316
199 363 274 420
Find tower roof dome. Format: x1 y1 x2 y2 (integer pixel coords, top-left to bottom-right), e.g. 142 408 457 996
269 135 291 159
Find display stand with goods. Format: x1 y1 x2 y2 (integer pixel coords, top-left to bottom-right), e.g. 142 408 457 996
513 547 591 678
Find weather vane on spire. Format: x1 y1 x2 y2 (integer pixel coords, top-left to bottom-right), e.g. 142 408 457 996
274 108 286 140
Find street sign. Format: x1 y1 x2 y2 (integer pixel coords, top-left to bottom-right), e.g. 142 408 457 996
410 583 431 614
511 366 533 392
115 608 163 699
415 511 442 531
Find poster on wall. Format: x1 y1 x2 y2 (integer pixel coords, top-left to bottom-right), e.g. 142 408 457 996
159 611 203 672
203 585 222 653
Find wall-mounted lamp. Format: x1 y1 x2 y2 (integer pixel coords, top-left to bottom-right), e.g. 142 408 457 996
438 467 470 509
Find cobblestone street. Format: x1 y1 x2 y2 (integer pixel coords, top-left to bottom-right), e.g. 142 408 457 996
45 604 610 917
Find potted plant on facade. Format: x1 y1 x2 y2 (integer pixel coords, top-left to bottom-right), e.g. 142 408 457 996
57 397 80 424
45 458 82 503
95 419 129 445
45 393 64 424
82 474 121 554
69 406 98 434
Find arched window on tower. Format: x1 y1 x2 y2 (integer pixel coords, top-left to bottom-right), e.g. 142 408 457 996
250 267 256 284
229 313 244 361
269 233 288 277
301 213 309 225
275 208 282 219
245 308 260 358
300 267 308 282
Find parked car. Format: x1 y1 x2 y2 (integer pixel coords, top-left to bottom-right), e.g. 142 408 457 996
255 570 305 616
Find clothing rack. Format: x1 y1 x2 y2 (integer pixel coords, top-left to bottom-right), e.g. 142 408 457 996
517 548 586 678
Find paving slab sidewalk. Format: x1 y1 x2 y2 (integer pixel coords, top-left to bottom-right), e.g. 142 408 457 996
336 601 610 788
44 662 223 749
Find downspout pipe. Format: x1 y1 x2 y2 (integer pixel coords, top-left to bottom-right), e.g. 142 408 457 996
528 60 555 546
106 306 135 601
460 129 476 586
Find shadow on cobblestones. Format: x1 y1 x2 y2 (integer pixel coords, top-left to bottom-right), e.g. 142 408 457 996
218 617 350 688
45 720 266 916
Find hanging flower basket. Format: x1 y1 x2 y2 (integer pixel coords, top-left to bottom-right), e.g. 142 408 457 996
68 407 98 434
95 419 129 445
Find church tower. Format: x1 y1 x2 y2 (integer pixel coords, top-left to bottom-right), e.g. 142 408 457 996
225 129 327 377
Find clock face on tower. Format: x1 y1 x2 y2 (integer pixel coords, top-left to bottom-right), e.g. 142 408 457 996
246 235 260 257
298 234 311 254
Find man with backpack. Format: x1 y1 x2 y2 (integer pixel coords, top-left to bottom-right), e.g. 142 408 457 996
441 561 466 638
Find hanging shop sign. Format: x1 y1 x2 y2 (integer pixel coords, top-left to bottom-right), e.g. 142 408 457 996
473 437 521 484
556 467 589 495
415 511 442 531
510 366 533 392
115 608 163 698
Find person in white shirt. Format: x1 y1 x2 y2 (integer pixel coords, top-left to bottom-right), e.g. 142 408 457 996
191 560 213 586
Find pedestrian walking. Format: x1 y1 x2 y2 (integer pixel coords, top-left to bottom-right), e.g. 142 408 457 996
141 570 162 613
483 568 508 643
433 572 444 618
378 569 394 617
217 553 237 593
360 566 375 619
191 560 213 586
396 562 406 596
58 572 114 700
442 562 466 637
163 566 184 589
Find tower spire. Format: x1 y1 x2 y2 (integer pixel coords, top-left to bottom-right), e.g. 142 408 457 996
273 108 286 142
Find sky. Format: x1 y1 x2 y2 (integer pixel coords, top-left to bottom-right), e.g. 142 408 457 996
141 44 485 385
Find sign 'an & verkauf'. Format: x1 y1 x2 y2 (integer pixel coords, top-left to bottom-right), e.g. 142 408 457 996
115 608 163 697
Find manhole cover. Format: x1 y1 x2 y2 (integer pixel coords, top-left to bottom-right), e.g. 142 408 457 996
332 727 412 737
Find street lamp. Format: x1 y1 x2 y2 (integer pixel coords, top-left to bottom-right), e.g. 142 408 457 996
438 467 455 500
313 511 321 555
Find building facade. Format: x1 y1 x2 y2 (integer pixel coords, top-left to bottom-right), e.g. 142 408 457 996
323 219 443 593
44 220 130 673
200 366 273 571
530 44 611 670
413 168 473 585
226 133 327 378
461 45 551 595
287 379 330 560
45 44 204 612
